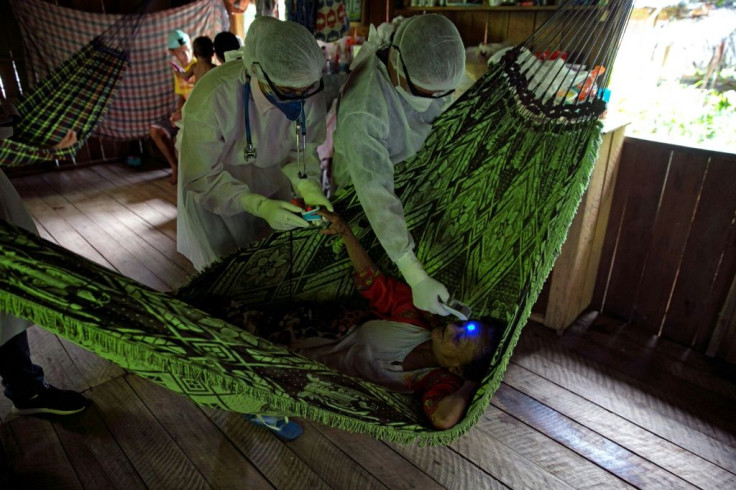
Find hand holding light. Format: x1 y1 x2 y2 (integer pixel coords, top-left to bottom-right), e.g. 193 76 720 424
241 194 309 231
396 251 450 315
295 178 333 212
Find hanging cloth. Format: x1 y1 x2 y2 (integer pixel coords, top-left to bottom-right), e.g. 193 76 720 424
315 0 349 42
286 0 317 35
287 0 349 41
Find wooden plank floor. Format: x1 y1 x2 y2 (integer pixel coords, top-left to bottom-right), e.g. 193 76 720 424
2 162 735 489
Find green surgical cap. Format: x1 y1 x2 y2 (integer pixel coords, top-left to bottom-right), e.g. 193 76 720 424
242 18 323 88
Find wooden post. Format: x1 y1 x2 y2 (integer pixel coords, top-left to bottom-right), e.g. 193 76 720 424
533 118 629 332
224 0 248 39
230 13 245 39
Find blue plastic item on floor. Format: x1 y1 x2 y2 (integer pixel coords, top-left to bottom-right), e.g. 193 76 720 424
243 414 303 441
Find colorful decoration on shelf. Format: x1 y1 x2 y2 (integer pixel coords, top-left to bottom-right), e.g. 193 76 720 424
315 0 349 42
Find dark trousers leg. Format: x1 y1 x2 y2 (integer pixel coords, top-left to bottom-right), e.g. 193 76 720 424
0 331 45 403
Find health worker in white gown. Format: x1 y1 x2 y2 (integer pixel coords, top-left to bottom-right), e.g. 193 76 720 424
177 17 332 271
331 14 465 315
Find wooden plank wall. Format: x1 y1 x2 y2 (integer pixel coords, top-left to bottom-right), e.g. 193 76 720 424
378 8 556 47
593 137 736 355
448 9 556 46
363 0 557 46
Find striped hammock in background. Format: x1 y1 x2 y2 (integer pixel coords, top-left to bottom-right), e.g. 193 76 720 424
1 0 222 166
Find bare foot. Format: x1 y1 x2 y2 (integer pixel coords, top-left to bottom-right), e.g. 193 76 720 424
52 130 78 149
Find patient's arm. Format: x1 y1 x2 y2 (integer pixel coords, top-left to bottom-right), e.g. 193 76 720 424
429 380 478 430
319 210 376 273
419 369 476 430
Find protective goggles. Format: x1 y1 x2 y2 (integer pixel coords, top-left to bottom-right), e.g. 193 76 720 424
390 45 455 99
254 62 324 101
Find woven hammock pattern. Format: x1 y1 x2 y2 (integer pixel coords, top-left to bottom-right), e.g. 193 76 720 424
0 40 127 167
0 57 602 444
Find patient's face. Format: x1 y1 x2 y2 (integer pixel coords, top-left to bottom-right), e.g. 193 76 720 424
431 321 487 373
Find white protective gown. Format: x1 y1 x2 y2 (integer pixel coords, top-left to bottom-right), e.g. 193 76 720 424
177 61 327 270
0 169 36 345
331 33 452 263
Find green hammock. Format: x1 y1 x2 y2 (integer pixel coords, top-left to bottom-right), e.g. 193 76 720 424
0 1 632 445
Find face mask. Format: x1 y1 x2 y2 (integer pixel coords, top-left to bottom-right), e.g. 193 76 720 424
396 86 434 113
263 90 303 121
390 49 434 113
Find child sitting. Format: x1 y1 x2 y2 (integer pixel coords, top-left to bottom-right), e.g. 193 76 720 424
175 36 216 85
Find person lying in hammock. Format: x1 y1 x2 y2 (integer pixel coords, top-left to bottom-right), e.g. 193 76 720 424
289 210 504 430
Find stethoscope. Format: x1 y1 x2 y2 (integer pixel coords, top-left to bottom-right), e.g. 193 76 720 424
243 75 308 179
243 75 310 300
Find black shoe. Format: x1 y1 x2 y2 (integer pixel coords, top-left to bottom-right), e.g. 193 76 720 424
11 385 88 416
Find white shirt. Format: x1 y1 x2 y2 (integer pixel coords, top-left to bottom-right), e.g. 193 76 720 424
331 41 450 263
177 61 327 270
293 320 435 394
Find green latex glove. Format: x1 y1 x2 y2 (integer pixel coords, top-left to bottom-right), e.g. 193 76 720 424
396 251 450 315
295 178 333 212
241 194 309 231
